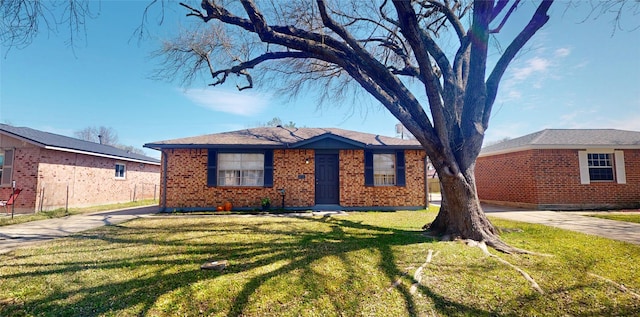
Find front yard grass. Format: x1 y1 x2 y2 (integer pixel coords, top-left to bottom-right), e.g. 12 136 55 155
1 210 638 316
0 199 157 227
586 212 640 224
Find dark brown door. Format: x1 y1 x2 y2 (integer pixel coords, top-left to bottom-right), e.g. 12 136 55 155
315 154 339 204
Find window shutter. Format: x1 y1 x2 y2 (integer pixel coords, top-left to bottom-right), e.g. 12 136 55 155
207 149 217 187
395 150 406 187
577 151 590 184
614 150 626 184
264 150 274 187
1 149 14 186
364 150 374 187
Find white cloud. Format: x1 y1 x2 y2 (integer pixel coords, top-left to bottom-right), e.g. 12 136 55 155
554 47 571 57
182 88 271 116
511 57 550 80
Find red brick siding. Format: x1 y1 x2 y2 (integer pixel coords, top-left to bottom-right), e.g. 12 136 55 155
1 146 160 213
476 149 640 209
475 150 538 204
0 147 40 212
161 148 427 210
273 149 315 207
339 150 426 207
161 149 314 209
37 149 160 211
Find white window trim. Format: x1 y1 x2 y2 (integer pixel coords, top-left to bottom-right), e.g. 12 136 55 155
115 163 126 180
578 149 625 184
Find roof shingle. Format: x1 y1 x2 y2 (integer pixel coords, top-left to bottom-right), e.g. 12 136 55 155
144 127 422 149
480 129 640 156
0 124 160 164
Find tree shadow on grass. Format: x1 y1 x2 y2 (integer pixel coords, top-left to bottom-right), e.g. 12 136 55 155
0 214 495 316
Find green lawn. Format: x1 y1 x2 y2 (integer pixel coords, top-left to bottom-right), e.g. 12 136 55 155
0 199 158 227
1 210 638 316
586 213 640 224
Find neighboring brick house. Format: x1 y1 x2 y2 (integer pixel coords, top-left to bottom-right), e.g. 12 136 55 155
144 127 428 211
0 124 161 213
476 129 640 210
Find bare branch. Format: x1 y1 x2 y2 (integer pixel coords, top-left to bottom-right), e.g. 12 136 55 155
485 0 553 127
489 0 521 34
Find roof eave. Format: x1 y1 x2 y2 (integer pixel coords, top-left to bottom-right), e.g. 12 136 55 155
144 143 425 151
45 146 161 165
479 144 640 157
143 144 286 150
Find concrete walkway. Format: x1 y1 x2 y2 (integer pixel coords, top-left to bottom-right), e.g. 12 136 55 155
0 205 159 254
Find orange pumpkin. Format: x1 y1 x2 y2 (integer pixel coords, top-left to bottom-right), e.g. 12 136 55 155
223 201 232 211
216 206 224 211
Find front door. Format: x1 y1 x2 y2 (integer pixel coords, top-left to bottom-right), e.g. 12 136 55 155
315 153 339 204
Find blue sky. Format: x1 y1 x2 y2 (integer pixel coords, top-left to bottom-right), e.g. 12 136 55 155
1 1 638 159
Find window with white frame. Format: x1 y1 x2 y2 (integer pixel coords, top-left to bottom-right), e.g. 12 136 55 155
373 153 396 186
0 149 14 186
578 150 626 184
587 153 614 181
217 153 265 186
115 163 126 179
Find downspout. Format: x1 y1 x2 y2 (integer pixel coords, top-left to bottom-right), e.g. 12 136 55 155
161 149 168 212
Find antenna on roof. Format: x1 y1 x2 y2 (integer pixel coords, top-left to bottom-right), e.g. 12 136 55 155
98 134 103 144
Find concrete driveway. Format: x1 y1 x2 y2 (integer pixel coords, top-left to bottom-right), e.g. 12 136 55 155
0 205 159 254
484 205 640 245
428 194 640 245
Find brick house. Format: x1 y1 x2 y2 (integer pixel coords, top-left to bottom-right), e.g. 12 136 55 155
144 127 429 211
475 129 640 210
0 124 161 213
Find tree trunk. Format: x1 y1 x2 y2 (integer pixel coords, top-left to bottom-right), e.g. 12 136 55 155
427 163 525 254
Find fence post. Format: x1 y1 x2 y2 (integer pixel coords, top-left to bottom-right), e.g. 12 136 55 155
65 184 69 214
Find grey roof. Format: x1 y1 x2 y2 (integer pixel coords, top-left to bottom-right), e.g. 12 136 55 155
144 127 422 150
0 124 160 164
480 129 640 156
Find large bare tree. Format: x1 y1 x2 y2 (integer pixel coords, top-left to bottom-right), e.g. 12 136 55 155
3 0 635 253
156 0 557 253
75 126 119 146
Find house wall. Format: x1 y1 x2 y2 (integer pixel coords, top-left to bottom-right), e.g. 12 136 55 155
160 148 427 210
0 147 39 213
476 149 640 210
36 149 160 211
1 136 40 213
1 144 160 213
339 149 426 207
475 150 538 206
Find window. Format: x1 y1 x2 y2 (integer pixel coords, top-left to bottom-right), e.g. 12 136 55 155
578 150 626 184
115 163 126 179
207 150 273 187
587 153 613 181
0 149 14 186
364 150 406 187
373 153 396 186
217 153 265 186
